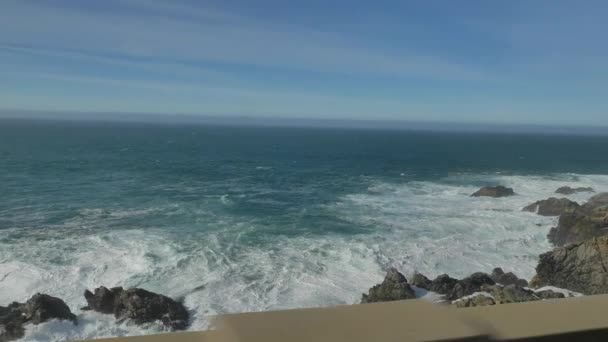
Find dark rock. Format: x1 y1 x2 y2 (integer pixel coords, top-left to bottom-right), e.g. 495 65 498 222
20 294 76 325
482 284 539 304
555 186 594 195
535 289 566 299
522 198 580 216
361 268 416 304
1 294 75 342
410 272 432 290
547 207 608 246
581 192 608 213
454 294 495 308
84 286 189 330
428 274 459 295
446 273 495 300
83 286 121 314
471 186 515 198
530 235 608 294
490 268 528 287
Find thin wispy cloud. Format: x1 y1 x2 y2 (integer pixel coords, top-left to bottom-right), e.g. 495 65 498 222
0 0 484 80
0 0 607 125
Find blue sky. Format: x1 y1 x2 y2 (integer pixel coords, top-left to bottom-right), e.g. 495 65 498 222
1 0 607 126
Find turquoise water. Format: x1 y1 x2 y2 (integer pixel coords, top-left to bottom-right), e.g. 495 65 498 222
1 119 608 340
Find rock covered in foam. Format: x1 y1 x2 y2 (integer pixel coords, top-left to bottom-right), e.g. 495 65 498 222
1 293 76 342
522 198 579 216
454 293 496 308
361 268 416 303
530 235 608 295
83 286 189 330
471 186 514 198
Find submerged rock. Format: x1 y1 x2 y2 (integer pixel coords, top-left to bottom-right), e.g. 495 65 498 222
471 186 515 198
530 235 608 295
523 198 579 217
547 207 608 246
1 294 76 342
555 186 594 195
84 287 189 330
361 268 416 303
490 268 528 287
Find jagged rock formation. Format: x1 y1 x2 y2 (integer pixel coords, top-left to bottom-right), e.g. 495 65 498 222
83 287 189 330
523 198 579 216
361 268 416 303
530 235 608 295
1 294 76 342
471 186 515 198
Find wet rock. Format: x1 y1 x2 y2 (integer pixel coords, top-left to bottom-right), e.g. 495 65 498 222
446 273 496 300
530 235 608 294
555 186 594 195
410 272 432 290
490 268 528 287
361 268 416 303
535 289 566 300
84 287 189 330
523 198 579 216
454 294 495 308
1 294 76 342
421 273 495 301
547 207 608 246
471 186 515 198
428 274 459 295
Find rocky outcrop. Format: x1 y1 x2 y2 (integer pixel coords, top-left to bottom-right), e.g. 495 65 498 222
530 235 608 295
361 268 416 303
471 186 515 198
490 268 528 287
83 287 189 330
1 294 76 342
522 198 579 216
555 186 594 195
547 207 608 246
413 272 495 301
581 192 608 212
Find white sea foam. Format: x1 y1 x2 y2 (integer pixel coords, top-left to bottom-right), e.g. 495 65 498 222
1 173 608 341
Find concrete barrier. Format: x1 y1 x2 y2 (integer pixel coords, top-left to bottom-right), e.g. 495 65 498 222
87 295 608 342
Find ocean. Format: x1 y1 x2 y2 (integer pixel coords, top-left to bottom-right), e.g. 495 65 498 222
1 119 608 340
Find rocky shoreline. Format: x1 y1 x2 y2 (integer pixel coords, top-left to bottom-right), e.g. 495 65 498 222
2 185 608 341
361 186 608 308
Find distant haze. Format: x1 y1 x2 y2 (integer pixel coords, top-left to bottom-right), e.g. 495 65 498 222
1 109 607 136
